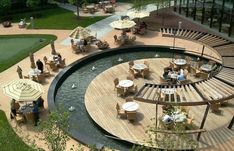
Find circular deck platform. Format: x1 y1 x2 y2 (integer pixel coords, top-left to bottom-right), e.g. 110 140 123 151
84 58 234 148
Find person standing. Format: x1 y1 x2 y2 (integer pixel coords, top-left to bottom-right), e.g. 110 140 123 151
10 99 17 119
32 101 39 126
36 59 44 73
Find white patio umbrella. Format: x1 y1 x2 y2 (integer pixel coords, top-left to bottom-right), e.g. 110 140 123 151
127 11 150 20
69 26 92 40
109 20 136 29
2 79 44 101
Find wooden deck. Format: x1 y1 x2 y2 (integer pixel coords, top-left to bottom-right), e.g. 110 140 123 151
84 58 234 149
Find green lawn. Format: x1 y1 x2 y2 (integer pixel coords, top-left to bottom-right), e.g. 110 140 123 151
0 110 34 151
11 7 108 30
0 34 56 72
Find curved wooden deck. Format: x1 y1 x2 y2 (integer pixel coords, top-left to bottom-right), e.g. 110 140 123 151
85 58 234 149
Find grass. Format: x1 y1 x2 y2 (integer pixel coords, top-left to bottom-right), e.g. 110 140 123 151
0 34 57 72
0 110 34 151
11 7 108 30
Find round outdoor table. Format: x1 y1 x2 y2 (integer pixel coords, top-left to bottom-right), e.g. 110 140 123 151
119 80 134 88
200 64 213 72
122 102 139 112
18 104 34 115
174 59 187 66
161 88 176 95
28 68 41 77
132 63 147 71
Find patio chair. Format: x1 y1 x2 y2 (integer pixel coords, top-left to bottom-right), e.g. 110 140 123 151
125 97 134 102
174 55 182 59
23 75 30 79
144 61 150 68
128 85 138 94
24 112 34 124
42 66 51 77
129 68 138 78
160 76 169 85
37 74 45 83
11 113 25 124
59 58 66 68
210 103 221 113
128 36 136 43
127 111 137 122
141 68 150 78
48 62 58 71
116 103 126 118
43 56 48 64
116 87 126 97
126 75 134 81
196 71 209 79
113 78 119 90
128 61 134 67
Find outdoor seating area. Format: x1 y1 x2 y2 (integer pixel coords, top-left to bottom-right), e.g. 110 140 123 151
0 1 234 150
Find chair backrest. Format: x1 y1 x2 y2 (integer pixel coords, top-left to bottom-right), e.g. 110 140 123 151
114 78 119 87
127 111 137 121
117 87 125 96
114 35 117 42
126 97 134 102
129 61 134 67
144 61 150 67
126 75 134 81
142 68 150 78
116 103 120 111
43 56 48 64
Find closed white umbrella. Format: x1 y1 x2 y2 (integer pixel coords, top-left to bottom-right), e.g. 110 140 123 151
127 11 150 20
69 26 91 40
109 20 136 29
2 79 44 101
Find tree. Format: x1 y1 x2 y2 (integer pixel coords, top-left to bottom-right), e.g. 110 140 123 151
131 0 171 25
40 109 70 151
0 0 11 15
26 0 40 8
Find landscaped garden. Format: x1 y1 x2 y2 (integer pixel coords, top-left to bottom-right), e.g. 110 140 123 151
10 7 107 30
0 110 33 151
0 34 56 72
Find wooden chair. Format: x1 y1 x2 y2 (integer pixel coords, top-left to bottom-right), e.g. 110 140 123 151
37 74 44 83
210 103 221 113
126 111 137 122
128 85 138 94
11 113 25 124
129 68 138 78
48 62 58 71
141 68 150 78
59 58 66 68
113 78 119 89
43 56 48 64
116 87 126 97
125 97 134 102
196 72 209 79
144 61 150 68
24 112 34 124
42 66 51 77
128 61 134 67
116 103 126 118
126 75 134 81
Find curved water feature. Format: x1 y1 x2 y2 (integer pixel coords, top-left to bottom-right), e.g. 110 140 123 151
48 46 214 150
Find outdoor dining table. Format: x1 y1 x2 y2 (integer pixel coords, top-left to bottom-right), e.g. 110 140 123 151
118 80 134 88
122 102 139 112
18 103 34 115
132 63 147 71
28 68 41 78
200 64 213 72
174 59 187 66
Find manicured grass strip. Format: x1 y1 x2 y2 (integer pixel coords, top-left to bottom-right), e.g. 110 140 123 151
0 34 57 72
0 110 34 151
11 7 108 30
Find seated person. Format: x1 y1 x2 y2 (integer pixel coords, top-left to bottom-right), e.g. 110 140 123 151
163 70 170 80
36 97 44 108
177 73 185 81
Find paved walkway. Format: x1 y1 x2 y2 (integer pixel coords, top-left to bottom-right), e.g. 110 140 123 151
59 2 157 45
